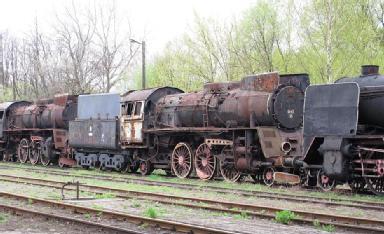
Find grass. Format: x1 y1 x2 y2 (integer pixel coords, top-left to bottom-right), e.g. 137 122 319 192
275 210 296 224
2 163 384 205
91 204 104 211
0 213 8 224
94 193 116 199
234 211 249 220
143 207 158 218
313 220 336 232
84 213 92 219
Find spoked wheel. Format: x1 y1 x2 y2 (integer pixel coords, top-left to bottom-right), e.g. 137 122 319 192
263 167 275 186
360 151 384 195
317 169 336 191
139 160 154 176
348 178 366 193
123 160 140 173
41 138 53 166
219 146 241 182
365 177 384 195
29 142 41 165
251 172 263 183
17 138 30 163
195 143 216 180
171 143 193 178
299 168 317 188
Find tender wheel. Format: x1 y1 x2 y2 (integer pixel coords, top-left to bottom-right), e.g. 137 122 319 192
41 138 53 166
17 138 30 163
123 160 140 173
263 167 275 186
348 178 366 193
29 142 41 165
317 169 335 191
139 160 154 176
219 146 241 182
195 143 216 180
171 143 193 178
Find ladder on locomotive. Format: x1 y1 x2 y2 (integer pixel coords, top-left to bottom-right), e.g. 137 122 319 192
202 95 211 127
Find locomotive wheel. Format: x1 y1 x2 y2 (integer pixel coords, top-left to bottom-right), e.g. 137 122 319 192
123 160 140 173
219 146 241 182
41 138 53 166
171 143 193 178
29 142 41 165
348 178 366 193
317 169 335 191
3 151 13 162
195 143 216 180
263 167 275 186
251 172 263 183
139 160 154 176
361 151 384 195
17 138 30 163
365 177 384 195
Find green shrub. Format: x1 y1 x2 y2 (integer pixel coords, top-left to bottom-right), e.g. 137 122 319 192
275 210 296 224
144 207 158 218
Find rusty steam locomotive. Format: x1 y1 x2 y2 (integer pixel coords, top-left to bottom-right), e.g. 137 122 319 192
68 72 308 185
0 95 77 166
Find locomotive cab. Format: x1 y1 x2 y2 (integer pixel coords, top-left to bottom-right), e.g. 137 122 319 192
120 87 183 147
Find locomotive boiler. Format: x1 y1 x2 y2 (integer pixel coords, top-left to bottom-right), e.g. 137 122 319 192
303 65 384 195
0 94 77 166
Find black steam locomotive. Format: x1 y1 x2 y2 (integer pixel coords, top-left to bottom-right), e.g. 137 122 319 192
301 65 384 195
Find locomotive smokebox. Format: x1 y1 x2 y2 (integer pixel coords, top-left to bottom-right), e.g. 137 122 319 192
361 65 379 76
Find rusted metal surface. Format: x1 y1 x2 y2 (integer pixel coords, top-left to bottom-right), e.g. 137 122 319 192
274 172 300 184
121 87 183 102
203 81 240 93
240 72 279 92
156 72 305 130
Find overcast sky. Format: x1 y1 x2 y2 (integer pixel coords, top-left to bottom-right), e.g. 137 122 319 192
0 0 257 58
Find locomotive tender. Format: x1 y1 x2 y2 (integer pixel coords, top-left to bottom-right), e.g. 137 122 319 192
69 72 309 185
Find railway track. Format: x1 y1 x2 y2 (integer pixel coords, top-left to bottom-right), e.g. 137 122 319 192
0 191 237 234
1 163 383 212
0 174 383 233
0 203 144 234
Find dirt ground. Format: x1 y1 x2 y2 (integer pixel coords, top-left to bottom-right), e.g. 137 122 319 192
0 180 359 234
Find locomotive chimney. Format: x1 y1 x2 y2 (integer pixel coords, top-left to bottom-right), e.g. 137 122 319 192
361 65 379 76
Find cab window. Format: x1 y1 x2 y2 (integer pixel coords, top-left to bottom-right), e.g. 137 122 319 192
0 111 3 120
134 102 143 116
126 102 134 117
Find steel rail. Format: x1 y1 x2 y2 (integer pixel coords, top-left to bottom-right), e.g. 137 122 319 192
2 163 384 211
0 174 383 233
0 203 144 234
0 191 238 234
